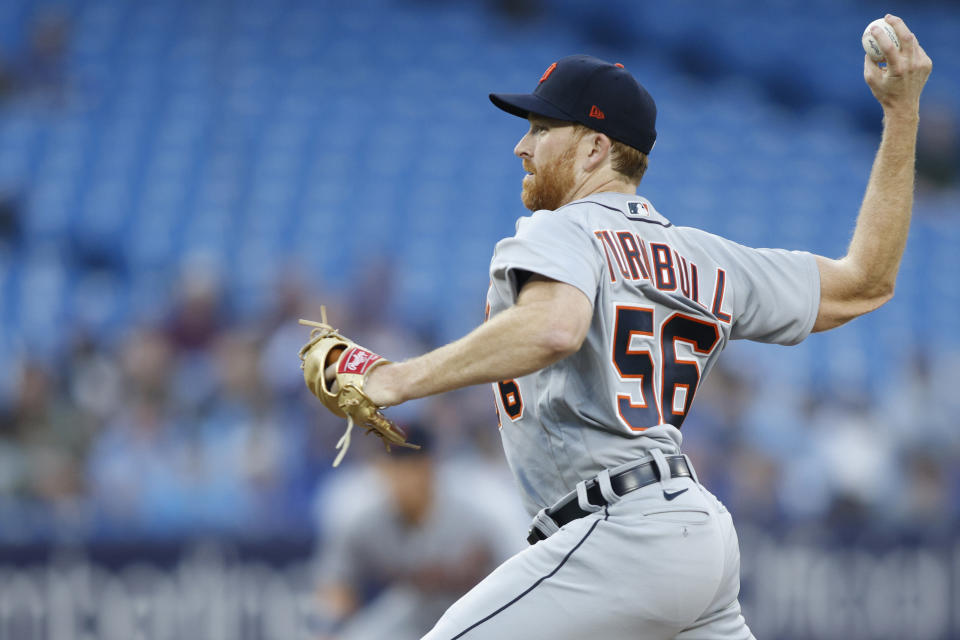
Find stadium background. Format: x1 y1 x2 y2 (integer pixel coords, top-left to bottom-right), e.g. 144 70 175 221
0 0 958 638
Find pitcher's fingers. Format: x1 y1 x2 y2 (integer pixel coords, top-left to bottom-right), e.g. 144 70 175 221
863 54 883 86
871 23 904 75
913 40 933 74
883 14 916 56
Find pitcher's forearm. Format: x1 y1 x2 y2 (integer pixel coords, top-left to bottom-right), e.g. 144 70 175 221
384 304 573 403
366 280 593 405
845 110 919 296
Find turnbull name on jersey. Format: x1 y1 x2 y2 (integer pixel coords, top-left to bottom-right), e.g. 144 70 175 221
593 229 731 324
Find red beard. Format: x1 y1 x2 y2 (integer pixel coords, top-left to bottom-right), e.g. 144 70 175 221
521 146 577 212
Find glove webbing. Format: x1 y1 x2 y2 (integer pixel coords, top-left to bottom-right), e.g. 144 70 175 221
298 309 336 349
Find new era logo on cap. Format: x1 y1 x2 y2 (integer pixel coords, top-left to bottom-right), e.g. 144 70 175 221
589 105 605 119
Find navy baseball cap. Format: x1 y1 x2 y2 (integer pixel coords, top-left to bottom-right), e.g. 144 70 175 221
490 54 657 155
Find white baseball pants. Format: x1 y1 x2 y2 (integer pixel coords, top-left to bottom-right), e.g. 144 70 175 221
422 475 755 640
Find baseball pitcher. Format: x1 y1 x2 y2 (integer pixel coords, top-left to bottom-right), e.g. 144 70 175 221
300 14 931 639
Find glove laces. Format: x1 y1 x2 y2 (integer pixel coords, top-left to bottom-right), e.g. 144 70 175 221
333 417 355 467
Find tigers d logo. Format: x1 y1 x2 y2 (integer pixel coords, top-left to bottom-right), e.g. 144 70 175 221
539 62 557 83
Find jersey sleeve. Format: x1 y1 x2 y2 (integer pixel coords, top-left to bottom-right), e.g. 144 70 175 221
490 210 603 303
724 244 821 345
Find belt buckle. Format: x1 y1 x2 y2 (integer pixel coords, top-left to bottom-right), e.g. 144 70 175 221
526 527 545 545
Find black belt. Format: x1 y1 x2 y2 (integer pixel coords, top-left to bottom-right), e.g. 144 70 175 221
527 455 693 545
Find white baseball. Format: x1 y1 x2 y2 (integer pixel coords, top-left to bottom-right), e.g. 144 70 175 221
862 18 900 62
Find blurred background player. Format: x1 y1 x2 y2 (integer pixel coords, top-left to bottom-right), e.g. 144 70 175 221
311 424 509 640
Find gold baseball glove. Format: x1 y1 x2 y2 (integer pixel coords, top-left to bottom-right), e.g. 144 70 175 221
298 309 419 466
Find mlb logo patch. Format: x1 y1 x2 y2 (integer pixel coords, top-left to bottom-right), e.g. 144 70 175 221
628 201 650 217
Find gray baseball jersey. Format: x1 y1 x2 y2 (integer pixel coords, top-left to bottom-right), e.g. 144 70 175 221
486 191 820 516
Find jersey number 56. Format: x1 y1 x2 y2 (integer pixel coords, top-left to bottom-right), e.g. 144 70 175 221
613 306 720 430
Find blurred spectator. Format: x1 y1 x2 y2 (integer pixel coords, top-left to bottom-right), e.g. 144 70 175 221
916 103 960 194
165 256 231 421
260 267 324 400
489 0 542 22
84 320 319 538
881 349 959 454
0 189 22 249
311 425 503 640
9 8 72 105
66 331 122 424
193 329 307 534
814 400 887 486
167 257 229 353
85 328 184 536
0 58 14 102
889 449 955 542
121 327 175 400
724 447 784 527
10 359 92 531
